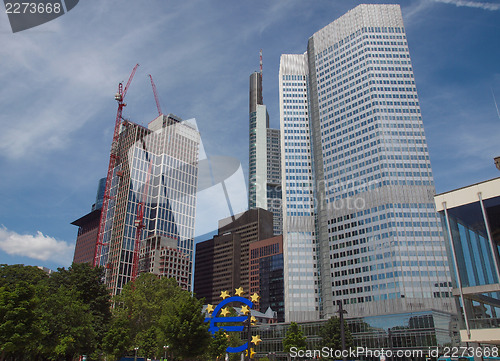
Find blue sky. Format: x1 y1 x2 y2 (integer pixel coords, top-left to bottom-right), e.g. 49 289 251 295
0 0 499 270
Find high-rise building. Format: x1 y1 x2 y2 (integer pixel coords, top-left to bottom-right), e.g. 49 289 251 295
249 235 284 322
96 114 200 295
194 208 273 304
279 4 454 321
72 177 106 265
249 61 283 235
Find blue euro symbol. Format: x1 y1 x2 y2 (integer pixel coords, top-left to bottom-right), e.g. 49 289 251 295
204 296 253 353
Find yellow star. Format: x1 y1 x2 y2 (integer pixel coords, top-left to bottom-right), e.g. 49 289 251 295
250 293 260 303
245 348 256 358
250 316 257 324
241 305 250 315
206 304 214 314
220 307 230 317
251 335 262 346
220 290 230 299
235 287 244 296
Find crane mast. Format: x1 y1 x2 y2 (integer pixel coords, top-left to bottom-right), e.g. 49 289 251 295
93 64 139 268
149 74 163 116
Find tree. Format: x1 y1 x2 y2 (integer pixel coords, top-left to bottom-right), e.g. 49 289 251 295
104 274 210 360
0 263 111 361
207 329 229 361
35 283 96 361
102 316 131 361
160 291 211 360
0 281 40 360
282 322 306 353
48 263 111 360
318 316 354 358
0 264 48 360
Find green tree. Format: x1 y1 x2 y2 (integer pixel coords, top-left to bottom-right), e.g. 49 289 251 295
318 316 354 358
160 291 211 360
0 281 40 360
282 322 306 354
49 263 111 360
35 283 96 361
0 264 48 360
207 329 229 361
103 316 131 361
104 273 209 360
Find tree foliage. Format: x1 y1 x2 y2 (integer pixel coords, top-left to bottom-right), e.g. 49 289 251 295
103 273 211 361
207 330 229 361
0 263 110 361
282 322 307 353
319 316 354 358
0 264 211 361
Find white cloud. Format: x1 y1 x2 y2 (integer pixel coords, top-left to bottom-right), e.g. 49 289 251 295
433 0 500 10
0 226 74 264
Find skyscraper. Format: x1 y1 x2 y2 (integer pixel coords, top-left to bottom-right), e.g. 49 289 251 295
249 57 283 235
280 4 454 321
96 114 200 295
72 177 106 265
193 208 273 304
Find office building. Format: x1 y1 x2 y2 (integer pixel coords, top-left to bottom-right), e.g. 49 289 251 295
249 235 284 322
72 178 105 265
253 310 458 361
194 208 273 304
249 64 283 235
279 4 454 321
96 114 200 295
435 177 500 345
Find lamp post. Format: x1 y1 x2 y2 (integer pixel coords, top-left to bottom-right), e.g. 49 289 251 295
134 347 139 361
246 313 252 361
336 301 348 361
163 345 169 361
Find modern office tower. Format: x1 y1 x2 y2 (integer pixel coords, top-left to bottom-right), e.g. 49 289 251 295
279 4 454 321
435 177 500 346
193 208 273 304
96 114 200 295
72 178 105 264
249 65 283 235
249 235 284 322
92 177 106 211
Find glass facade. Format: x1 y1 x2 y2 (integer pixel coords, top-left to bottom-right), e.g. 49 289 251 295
97 115 200 295
435 178 500 344
279 4 454 322
250 311 457 361
249 71 283 235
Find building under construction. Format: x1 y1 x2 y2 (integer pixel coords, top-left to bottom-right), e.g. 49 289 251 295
95 111 200 295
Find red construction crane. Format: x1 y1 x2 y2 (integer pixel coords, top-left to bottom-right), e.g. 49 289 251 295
94 64 139 268
148 74 163 116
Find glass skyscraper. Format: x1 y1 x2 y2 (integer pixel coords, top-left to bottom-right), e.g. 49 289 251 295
280 4 455 321
249 69 283 235
96 114 200 295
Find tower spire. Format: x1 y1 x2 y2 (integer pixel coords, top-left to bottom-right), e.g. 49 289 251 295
259 49 263 81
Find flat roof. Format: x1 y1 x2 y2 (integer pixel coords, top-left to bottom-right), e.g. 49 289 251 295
434 177 500 212
71 208 101 227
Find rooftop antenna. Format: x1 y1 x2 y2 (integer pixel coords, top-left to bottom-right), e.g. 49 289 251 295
259 49 263 81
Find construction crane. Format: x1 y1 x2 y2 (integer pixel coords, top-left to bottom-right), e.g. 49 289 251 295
94 64 139 268
149 74 163 116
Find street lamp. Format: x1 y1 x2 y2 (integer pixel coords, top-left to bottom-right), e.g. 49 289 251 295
336 301 348 361
163 345 169 361
134 347 139 361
